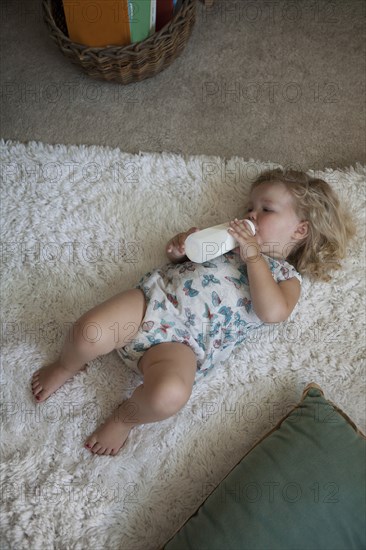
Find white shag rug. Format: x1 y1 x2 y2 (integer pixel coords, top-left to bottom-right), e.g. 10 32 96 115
1 139 365 550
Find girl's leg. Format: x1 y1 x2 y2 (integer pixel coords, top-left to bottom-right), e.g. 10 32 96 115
31 289 147 402
85 342 197 456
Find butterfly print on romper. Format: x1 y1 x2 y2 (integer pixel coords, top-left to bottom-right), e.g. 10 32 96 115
142 321 155 332
184 307 196 328
236 297 252 313
183 280 199 297
211 291 222 307
178 262 196 275
202 303 219 324
167 293 179 308
172 328 191 346
201 274 221 287
154 319 176 339
153 299 167 310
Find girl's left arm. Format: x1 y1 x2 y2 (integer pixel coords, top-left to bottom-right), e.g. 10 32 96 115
228 218 301 323
246 255 301 323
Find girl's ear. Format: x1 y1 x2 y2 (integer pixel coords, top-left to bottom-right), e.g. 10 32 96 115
294 220 309 241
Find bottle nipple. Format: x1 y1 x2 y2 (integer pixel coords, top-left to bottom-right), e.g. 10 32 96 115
244 219 256 235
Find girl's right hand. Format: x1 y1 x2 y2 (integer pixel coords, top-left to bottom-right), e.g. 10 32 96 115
166 227 200 261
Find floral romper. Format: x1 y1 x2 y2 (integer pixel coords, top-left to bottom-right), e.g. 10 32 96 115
116 251 302 384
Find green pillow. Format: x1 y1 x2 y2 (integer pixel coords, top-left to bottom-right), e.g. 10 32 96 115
164 384 366 550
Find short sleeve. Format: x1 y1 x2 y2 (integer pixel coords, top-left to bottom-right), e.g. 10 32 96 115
262 255 302 285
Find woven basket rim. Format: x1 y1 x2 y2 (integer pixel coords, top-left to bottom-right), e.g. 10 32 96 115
42 0 195 54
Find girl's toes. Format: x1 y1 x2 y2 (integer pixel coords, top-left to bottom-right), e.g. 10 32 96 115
32 384 43 396
91 443 102 454
97 447 107 455
84 437 96 450
34 389 47 402
85 439 100 453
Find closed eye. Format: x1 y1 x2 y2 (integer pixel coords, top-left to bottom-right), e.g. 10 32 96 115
246 206 274 213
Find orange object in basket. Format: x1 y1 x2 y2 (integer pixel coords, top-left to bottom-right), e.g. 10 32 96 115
62 0 131 47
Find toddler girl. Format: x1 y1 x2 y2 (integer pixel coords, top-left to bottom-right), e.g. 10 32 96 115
31 168 355 456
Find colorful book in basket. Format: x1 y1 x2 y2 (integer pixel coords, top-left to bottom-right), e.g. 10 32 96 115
156 0 174 32
128 1 157 43
62 0 131 47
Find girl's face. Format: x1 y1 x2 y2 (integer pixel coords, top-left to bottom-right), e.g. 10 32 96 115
245 182 308 259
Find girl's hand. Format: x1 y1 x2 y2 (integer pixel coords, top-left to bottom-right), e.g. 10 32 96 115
166 227 200 262
228 219 260 262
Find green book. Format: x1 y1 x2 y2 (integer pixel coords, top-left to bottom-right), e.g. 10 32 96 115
128 0 152 43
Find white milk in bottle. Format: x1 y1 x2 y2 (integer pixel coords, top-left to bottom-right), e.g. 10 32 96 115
185 219 256 263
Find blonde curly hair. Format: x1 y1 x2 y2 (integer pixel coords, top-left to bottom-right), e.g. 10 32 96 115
249 168 356 282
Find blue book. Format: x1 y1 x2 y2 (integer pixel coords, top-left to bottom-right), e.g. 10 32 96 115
174 0 183 13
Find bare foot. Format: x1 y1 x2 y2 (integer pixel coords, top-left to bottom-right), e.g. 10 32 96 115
85 404 136 456
31 361 85 402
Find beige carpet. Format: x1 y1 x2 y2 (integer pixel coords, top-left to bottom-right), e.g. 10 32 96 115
1 0 365 167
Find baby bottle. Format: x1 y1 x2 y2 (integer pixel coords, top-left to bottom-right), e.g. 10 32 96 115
185 219 256 263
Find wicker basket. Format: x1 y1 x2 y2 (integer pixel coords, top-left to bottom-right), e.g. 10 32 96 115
42 0 197 84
